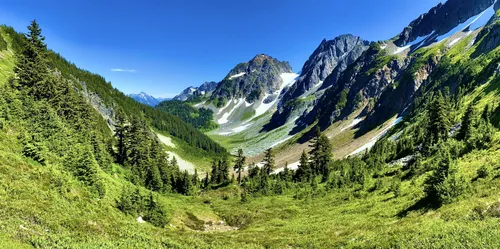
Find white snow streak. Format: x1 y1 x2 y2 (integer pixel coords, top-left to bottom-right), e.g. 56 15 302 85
218 98 245 124
229 72 246 80
348 117 403 156
340 118 364 132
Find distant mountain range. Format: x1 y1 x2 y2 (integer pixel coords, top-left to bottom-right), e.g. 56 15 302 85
128 92 170 107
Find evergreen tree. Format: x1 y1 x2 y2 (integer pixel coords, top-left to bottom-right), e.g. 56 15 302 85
192 169 199 187
309 128 333 182
295 150 312 182
203 172 209 188
144 194 169 228
234 148 246 184
114 112 128 165
145 164 163 192
117 187 134 215
14 20 49 97
427 92 451 146
457 104 476 141
424 148 466 206
262 148 275 175
248 162 260 178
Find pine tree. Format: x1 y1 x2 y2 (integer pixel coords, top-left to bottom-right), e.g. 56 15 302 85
427 92 451 145
145 164 163 192
114 112 128 165
248 162 260 178
295 150 311 182
309 128 333 182
262 148 275 175
144 194 169 227
192 169 199 187
234 148 246 184
14 20 49 98
170 156 179 169
457 104 476 141
203 172 210 188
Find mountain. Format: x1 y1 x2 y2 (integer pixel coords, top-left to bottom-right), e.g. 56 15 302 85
296 0 500 137
265 34 370 130
128 92 167 107
210 54 293 107
173 81 218 101
1 0 500 248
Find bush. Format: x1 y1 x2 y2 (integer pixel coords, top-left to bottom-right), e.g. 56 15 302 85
389 179 401 197
477 165 491 179
435 172 467 205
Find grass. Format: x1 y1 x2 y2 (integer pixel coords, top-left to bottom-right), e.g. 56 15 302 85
0 30 16 85
240 110 256 121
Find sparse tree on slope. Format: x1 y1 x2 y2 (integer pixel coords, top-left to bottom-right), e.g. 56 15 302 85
234 148 246 184
262 148 275 175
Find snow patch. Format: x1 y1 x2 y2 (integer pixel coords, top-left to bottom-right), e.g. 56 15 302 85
253 73 299 118
340 118 364 132
156 133 176 148
394 31 435 54
245 101 253 107
232 123 253 133
270 136 293 148
348 117 403 156
448 37 463 47
436 2 496 43
217 100 232 115
194 101 206 108
218 98 245 124
167 151 196 174
272 161 300 174
229 72 246 80
380 44 387 50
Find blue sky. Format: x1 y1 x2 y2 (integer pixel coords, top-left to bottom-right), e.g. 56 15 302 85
0 0 442 98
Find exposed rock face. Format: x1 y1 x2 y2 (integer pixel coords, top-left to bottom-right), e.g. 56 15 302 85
281 35 370 102
264 35 370 130
475 21 500 54
394 0 495 47
80 81 116 129
174 81 218 101
210 54 292 107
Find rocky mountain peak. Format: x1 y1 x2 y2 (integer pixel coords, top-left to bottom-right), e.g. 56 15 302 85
394 0 496 47
210 54 293 106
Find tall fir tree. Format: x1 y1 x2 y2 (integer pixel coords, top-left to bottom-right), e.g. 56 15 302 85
427 92 451 146
262 148 275 175
309 128 333 182
234 148 246 184
295 150 312 182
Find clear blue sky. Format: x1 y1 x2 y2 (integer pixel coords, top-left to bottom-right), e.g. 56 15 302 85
0 0 442 98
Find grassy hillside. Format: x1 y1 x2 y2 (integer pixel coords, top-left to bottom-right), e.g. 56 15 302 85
1 14 500 249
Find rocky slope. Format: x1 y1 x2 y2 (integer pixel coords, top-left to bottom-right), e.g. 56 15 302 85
265 35 370 130
394 0 496 47
209 54 293 107
173 81 218 101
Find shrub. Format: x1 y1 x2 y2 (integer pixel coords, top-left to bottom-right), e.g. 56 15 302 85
477 165 491 179
435 172 467 205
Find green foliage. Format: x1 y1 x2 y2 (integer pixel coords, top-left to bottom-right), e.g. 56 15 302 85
234 148 246 184
424 148 467 206
156 100 217 131
240 109 256 121
309 127 333 182
0 32 7 51
262 148 275 175
477 164 491 179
